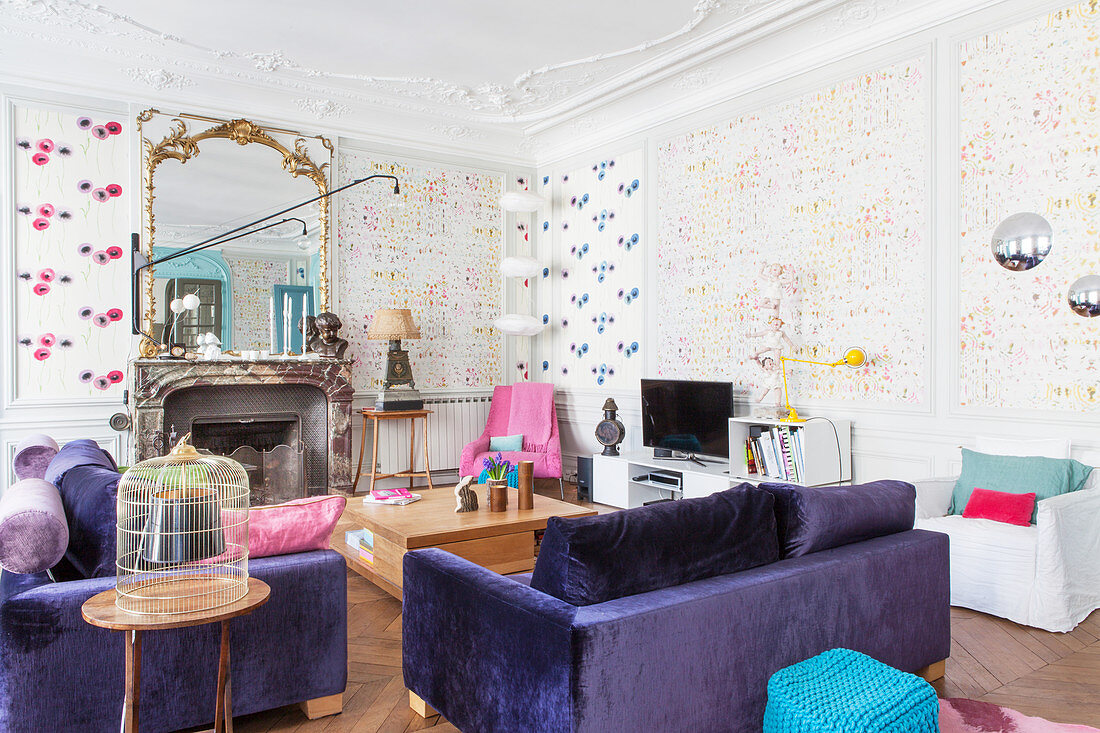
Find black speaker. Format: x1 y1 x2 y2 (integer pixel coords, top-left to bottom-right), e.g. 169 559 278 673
576 455 593 502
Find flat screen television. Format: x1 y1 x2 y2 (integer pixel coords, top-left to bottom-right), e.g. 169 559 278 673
640 379 734 459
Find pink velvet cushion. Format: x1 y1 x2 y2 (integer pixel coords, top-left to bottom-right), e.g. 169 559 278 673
248 496 345 559
962 487 1036 527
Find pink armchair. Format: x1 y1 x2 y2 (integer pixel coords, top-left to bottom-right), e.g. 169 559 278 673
460 383 564 498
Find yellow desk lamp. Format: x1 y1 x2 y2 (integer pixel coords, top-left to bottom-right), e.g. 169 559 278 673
779 346 868 423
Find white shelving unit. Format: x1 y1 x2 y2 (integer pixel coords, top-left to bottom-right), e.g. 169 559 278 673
728 417 851 487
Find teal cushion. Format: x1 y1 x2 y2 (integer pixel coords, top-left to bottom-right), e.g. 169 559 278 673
951 449 1093 523
488 434 523 452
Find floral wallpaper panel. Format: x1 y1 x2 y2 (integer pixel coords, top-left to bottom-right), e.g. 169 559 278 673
655 58 929 406
554 148 646 389
12 104 130 399
958 2 1100 411
336 152 503 391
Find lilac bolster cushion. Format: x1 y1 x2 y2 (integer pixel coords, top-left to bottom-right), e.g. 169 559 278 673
759 480 916 558
13 434 59 481
0 478 69 574
530 484 779 605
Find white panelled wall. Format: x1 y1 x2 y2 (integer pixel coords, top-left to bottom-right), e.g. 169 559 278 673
535 0 1100 482
0 86 535 492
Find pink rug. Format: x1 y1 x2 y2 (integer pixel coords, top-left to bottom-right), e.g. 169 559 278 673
940 699 1100 732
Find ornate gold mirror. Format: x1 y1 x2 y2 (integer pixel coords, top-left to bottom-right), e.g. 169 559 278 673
137 110 333 357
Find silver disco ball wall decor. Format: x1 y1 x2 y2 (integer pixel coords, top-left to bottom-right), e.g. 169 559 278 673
990 212 1053 271
1067 275 1100 318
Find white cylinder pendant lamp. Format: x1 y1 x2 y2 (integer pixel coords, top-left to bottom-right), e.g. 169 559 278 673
494 314 544 336
500 256 542 278
500 191 546 213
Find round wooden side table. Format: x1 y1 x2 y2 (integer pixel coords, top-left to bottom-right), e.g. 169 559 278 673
81 577 270 733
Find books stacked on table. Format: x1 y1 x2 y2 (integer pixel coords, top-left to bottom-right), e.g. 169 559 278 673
363 488 422 506
344 528 375 566
745 425 805 483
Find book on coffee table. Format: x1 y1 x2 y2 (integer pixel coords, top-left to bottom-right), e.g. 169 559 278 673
364 489 422 506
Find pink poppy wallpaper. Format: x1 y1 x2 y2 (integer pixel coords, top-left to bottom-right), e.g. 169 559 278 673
12 103 130 400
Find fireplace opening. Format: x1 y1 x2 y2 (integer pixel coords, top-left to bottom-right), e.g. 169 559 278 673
191 413 300 455
162 384 328 503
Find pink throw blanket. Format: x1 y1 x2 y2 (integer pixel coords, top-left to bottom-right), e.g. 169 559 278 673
508 382 554 446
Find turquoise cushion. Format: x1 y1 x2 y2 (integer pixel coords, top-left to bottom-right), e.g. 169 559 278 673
951 449 1093 523
477 468 518 488
763 648 938 733
488 434 523 452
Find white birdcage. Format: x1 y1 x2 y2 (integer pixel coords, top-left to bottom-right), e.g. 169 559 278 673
116 433 249 615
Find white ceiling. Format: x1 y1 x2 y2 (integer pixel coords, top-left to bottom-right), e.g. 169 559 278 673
99 0 698 90
0 0 832 140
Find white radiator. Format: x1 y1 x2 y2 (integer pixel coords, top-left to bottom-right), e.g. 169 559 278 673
365 394 492 476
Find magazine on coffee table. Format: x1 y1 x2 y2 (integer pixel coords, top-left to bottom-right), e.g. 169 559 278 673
363 488 422 506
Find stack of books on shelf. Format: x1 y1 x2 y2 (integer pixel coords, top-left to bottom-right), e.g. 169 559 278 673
744 425 805 483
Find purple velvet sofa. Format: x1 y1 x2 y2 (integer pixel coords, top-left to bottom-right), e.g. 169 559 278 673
0 440 347 732
403 481 950 732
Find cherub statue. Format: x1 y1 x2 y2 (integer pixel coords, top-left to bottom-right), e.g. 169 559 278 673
200 332 222 360
749 316 795 362
454 475 478 513
298 315 318 353
309 312 349 359
754 354 785 412
758 262 798 315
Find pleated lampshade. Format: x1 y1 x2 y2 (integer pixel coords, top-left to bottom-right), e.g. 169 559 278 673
367 309 420 340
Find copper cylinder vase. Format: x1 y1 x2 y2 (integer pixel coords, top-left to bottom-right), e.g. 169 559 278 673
517 461 534 510
487 478 508 512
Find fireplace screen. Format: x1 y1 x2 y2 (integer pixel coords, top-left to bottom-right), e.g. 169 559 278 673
191 414 304 505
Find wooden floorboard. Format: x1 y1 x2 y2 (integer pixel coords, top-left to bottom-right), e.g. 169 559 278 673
218 482 1100 731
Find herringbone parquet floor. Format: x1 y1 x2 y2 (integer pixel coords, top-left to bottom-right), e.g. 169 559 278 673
227 484 1100 732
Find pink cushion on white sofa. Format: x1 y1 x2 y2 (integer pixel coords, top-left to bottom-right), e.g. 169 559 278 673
248 496 345 559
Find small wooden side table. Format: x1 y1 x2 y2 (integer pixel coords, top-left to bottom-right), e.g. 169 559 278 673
353 408 434 494
81 577 270 733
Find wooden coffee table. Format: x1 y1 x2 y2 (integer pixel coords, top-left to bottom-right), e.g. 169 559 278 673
334 487 596 598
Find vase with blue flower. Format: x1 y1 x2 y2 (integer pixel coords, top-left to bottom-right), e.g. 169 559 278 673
483 453 511 512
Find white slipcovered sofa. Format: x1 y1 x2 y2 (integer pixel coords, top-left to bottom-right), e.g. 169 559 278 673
913 445 1100 633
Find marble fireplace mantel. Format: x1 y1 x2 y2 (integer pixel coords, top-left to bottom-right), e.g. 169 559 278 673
130 358 355 495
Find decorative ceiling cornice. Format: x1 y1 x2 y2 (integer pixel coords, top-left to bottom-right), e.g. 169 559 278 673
0 0 831 125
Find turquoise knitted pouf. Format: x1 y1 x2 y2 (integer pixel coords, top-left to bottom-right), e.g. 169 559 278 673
477 468 518 488
763 649 938 733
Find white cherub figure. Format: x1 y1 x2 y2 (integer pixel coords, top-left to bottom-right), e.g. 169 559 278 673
754 354 785 410
200 332 222 360
758 262 798 315
749 316 795 362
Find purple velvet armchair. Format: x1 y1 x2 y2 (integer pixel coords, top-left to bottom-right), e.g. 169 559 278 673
460 383 564 497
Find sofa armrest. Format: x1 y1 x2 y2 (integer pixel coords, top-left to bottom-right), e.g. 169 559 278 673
913 477 957 521
459 436 491 476
1035 489 1100 629
402 548 577 733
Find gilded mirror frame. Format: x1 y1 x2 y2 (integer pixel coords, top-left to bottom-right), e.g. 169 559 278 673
136 109 333 357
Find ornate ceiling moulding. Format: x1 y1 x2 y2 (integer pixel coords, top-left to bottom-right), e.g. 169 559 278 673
0 0 827 125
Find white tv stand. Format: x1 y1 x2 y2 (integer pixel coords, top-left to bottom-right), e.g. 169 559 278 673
591 450 735 509
591 418 852 509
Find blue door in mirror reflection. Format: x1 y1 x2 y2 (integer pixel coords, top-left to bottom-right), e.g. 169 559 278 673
274 285 314 355
151 248 234 349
